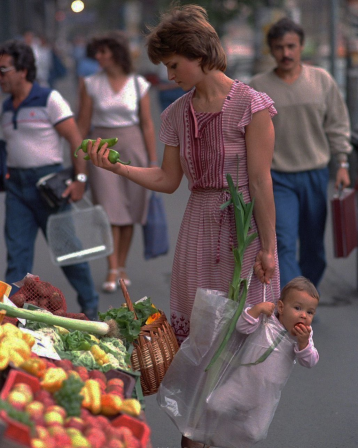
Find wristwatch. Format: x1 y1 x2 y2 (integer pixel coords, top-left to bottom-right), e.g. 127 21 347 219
339 162 349 169
75 173 88 183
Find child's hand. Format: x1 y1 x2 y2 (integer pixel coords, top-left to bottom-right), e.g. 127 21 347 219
248 302 275 319
260 302 275 317
293 323 311 351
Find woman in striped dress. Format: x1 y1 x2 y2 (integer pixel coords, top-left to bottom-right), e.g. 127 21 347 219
88 4 280 336
88 5 280 446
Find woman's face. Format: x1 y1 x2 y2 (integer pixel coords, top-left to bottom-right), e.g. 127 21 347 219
95 46 115 69
161 54 203 91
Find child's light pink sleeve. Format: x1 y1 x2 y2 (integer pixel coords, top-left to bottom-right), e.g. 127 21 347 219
236 307 261 334
294 332 319 368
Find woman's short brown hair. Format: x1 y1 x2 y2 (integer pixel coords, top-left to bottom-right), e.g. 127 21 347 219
146 4 226 72
90 30 133 74
280 276 320 303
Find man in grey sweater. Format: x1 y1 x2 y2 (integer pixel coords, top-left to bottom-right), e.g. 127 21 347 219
250 17 351 290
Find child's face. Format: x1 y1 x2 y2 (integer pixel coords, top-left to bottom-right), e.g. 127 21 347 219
277 289 318 336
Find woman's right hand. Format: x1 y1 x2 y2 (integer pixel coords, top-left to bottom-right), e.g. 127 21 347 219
87 138 119 173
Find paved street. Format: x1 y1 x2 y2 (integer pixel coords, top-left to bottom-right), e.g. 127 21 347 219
1 73 358 448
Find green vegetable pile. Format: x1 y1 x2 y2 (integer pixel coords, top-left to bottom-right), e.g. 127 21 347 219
54 374 84 417
55 333 131 372
21 320 132 372
98 298 159 345
61 330 93 351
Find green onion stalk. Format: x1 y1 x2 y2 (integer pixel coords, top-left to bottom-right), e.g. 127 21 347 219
0 303 110 335
205 173 257 372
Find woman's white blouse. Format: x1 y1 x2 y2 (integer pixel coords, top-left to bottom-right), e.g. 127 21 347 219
84 71 150 128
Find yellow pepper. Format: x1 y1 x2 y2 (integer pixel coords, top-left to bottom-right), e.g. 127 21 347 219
100 393 122 417
90 345 109 366
41 367 68 393
83 379 101 414
1 323 22 339
80 384 91 409
21 332 36 348
146 304 161 324
0 345 9 370
118 398 141 417
1 336 31 359
20 358 47 378
9 352 26 368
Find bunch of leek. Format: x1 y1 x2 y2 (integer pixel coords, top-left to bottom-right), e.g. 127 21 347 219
205 173 257 371
0 303 110 335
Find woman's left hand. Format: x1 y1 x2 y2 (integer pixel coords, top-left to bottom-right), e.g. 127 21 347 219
254 250 275 284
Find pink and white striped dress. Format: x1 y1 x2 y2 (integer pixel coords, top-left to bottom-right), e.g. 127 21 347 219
159 80 280 344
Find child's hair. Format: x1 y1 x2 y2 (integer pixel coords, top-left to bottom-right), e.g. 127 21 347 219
146 4 226 72
280 276 319 303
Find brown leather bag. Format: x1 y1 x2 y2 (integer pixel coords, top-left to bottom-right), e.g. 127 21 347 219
331 187 357 258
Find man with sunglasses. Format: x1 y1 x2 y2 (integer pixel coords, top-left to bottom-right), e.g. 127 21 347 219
0 39 99 320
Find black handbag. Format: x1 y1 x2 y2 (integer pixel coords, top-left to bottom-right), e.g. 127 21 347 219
142 192 169 260
36 167 74 208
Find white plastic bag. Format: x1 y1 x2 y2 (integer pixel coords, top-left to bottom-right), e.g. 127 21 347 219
157 288 296 448
157 287 246 445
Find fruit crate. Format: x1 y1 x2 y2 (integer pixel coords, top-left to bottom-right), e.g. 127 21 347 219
0 370 40 447
111 414 151 448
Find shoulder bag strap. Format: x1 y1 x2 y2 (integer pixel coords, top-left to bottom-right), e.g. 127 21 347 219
134 75 141 115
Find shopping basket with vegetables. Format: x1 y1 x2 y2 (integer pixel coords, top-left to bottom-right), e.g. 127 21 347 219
99 280 179 396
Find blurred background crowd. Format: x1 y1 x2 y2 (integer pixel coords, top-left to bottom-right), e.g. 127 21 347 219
1 0 358 146
0 0 357 116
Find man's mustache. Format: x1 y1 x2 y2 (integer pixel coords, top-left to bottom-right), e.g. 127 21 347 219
281 57 293 63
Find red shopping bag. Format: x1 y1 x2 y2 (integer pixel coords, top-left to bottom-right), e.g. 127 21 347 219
331 188 357 258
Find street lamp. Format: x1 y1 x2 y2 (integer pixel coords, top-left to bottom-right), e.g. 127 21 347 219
71 0 85 13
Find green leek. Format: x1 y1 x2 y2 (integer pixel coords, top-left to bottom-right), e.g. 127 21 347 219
0 303 109 335
205 173 257 371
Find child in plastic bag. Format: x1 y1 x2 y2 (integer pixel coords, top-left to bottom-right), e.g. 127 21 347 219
206 277 319 447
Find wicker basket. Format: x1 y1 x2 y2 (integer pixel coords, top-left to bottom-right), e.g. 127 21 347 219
119 279 179 396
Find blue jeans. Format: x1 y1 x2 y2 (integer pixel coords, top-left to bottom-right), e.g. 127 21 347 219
272 168 329 290
4 165 99 311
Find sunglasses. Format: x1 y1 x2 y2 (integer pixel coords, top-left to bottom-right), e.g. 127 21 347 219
0 66 15 75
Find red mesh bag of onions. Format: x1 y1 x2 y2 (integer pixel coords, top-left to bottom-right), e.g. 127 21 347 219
10 274 67 316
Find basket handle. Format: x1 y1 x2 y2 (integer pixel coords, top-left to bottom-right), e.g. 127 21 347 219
0 310 6 325
119 278 137 320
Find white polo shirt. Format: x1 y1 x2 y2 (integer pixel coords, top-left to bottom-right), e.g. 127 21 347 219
1 82 73 168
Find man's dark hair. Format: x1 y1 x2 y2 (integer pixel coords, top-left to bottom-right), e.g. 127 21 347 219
0 39 36 82
267 17 305 48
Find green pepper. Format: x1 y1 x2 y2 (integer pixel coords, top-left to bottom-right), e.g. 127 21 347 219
108 149 131 165
78 340 92 351
74 138 131 165
74 138 118 158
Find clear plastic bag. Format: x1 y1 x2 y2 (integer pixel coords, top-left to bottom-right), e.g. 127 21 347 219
157 288 296 448
46 197 113 266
